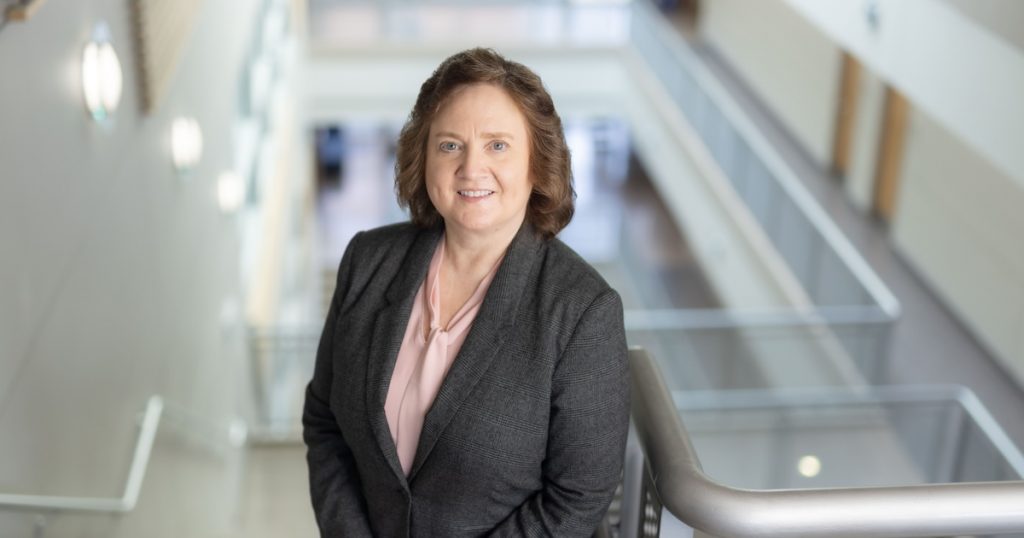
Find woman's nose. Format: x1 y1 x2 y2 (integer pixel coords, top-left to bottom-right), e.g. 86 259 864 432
457 145 487 179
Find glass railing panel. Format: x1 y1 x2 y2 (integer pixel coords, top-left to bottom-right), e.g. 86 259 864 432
247 325 321 441
0 397 247 537
27 428 247 537
811 237 872 306
624 0 905 393
625 309 892 389
628 348 1024 538
674 387 1024 491
629 2 900 321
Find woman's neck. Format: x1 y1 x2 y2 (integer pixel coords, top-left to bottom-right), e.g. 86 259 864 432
442 222 520 277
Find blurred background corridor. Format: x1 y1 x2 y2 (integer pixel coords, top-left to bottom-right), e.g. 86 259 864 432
1 0 1023 536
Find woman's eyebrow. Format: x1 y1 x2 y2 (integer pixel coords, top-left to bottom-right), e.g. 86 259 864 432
432 131 515 140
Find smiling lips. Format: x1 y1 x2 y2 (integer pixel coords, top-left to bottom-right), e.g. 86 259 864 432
458 190 495 198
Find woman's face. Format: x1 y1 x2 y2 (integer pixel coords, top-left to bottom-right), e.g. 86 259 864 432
425 83 532 241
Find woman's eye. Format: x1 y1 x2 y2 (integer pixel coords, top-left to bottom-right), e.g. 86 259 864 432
440 141 459 152
491 141 508 151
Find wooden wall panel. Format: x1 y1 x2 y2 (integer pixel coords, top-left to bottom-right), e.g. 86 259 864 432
831 51 861 177
873 87 910 222
5 0 48 21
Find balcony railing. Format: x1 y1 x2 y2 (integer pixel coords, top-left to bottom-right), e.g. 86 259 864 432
625 0 901 389
628 347 1024 538
0 397 163 514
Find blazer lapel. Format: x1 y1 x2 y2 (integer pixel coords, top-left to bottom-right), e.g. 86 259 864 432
365 225 443 486
408 221 544 480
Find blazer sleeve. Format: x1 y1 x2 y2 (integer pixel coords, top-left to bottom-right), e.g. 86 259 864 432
487 288 631 538
302 232 375 537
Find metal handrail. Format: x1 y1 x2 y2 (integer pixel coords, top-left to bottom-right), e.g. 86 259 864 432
0 396 163 514
629 348 1024 538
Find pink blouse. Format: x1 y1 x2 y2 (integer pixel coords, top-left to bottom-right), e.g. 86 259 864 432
384 235 504 476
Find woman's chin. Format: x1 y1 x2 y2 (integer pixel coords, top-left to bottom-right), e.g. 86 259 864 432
444 217 520 239
446 220 495 236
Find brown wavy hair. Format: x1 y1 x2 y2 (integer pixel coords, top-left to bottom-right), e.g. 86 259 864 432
394 48 574 240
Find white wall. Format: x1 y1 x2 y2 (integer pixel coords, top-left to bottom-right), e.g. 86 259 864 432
0 0 261 533
696 0 842 168
893 108 1024 378
782 0 1024 191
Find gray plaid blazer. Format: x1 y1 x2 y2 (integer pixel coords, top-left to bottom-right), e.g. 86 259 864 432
303 220 630 537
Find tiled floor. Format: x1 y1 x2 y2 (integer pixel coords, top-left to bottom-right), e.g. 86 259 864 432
228 445 318 538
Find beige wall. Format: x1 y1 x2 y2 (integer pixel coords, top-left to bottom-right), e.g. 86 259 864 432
893 109 1024 375
697 0 842 168
783 0 1024 192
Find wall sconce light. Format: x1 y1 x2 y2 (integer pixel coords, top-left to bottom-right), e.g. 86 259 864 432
81 22 123 121
217 170 246 214
171 116 203 173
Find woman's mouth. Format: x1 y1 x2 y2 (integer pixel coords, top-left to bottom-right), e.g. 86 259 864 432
458 190 494 198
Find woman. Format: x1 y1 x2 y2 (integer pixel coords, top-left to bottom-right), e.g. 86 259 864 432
303 48 629 537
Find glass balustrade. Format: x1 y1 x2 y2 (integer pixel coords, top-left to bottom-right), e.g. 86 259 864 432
627 348 1024 538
